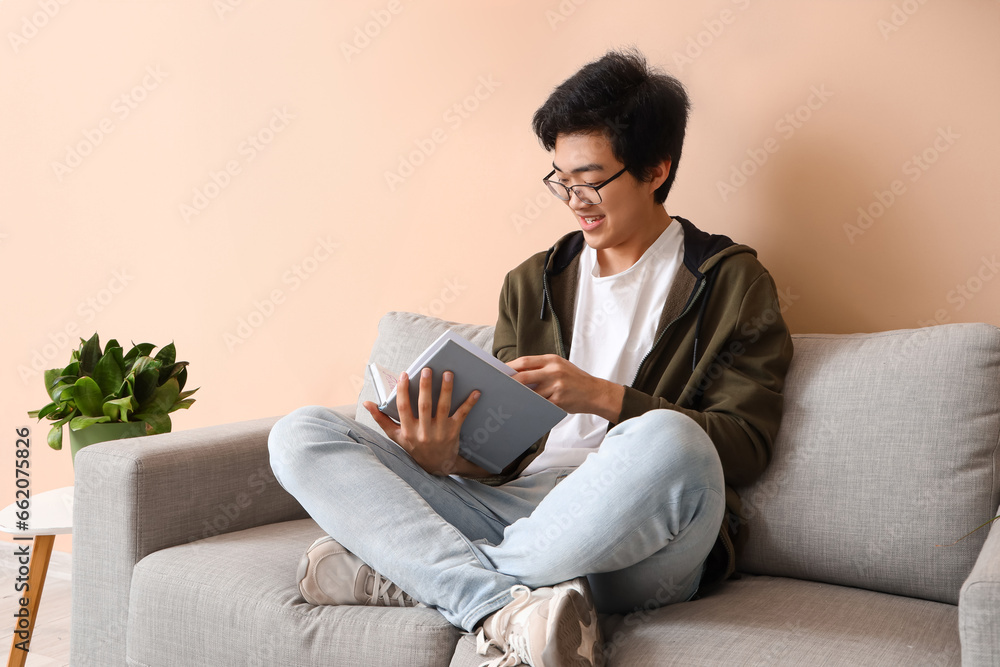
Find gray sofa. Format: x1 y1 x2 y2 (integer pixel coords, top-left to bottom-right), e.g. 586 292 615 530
70 312 1000 666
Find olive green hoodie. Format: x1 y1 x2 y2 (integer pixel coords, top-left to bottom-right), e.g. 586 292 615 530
489 216 794 585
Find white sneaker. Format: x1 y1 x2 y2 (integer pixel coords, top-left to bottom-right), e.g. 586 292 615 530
296 535 423 607
475 577 603 667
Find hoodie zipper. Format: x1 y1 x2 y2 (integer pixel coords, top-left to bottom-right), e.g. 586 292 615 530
628 275 707 387
541 269 567 358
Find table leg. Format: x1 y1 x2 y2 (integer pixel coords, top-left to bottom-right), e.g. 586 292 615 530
6 535 54 667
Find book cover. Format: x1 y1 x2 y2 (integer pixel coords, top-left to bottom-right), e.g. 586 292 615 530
368 330 567 474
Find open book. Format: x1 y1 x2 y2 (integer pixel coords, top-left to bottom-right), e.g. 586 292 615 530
368 330 567 474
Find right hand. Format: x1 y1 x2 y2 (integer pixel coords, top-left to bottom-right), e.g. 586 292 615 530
363 368 485 477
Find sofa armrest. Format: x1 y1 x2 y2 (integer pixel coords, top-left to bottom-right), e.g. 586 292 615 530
960 503 1000 666
69 405 355 666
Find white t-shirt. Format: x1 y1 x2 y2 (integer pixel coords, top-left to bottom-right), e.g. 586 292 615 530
520 220 685 476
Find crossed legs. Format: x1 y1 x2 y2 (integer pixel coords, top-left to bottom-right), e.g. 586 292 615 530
268 406 725 631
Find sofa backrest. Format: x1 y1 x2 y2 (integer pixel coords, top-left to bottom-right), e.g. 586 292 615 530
355 313 1000 606
737 323 1000 605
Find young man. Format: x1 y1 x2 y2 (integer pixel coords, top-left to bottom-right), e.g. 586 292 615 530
269 49 793 667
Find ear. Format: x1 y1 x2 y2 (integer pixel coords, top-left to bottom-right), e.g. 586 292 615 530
647 157 672 194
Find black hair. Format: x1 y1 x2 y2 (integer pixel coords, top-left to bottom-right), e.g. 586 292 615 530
532 48 690 204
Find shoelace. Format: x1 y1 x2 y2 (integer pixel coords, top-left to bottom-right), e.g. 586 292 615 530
476 585 536 667
367 571 416 607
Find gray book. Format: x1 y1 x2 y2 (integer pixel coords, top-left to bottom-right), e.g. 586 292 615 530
368 330 567 474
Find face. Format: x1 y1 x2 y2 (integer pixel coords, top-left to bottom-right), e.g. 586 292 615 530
549 132 668 256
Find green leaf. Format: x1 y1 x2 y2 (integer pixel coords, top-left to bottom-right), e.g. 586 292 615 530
61 361 80 378
176 366 188 392
129 356 162 379
103 396 134 422
46 415 73 450
141 377 180 415
178 387 199 401
124 343 155 369
70 415 112 430
154 341 176 367
94 351 125 399
157 361 188 385
44 369 62 399
51 383 75 403
35 402 59 420
135 412 171 435
79 333 102 376
104 338 121 355
73 376 104 417
134 368 159 405
105 344 125 373
169 398 196 412
50 404 76 420
47 424 63 450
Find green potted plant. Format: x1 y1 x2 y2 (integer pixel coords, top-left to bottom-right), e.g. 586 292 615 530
27 333 198 464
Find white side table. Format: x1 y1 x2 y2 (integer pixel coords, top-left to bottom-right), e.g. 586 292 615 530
0 486 73 667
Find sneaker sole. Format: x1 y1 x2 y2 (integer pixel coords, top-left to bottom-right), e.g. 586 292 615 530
540 589 603 667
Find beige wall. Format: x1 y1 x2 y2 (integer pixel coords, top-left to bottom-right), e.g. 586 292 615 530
2 1 998 553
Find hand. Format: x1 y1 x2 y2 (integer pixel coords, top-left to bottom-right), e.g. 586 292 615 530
363 368 489 477
507 354 624 422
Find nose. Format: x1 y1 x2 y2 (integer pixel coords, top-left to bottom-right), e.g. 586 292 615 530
566 189 594 209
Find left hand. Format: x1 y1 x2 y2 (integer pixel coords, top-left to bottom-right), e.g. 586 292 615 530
507 355 623 420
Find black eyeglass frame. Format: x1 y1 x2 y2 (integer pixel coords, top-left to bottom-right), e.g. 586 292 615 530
542 166 629 206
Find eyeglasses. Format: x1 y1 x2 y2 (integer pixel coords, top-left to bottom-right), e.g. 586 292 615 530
542 166 628 206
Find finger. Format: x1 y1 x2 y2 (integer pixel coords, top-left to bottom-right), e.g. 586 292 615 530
396 372 415 428
365 401 400 437
512 369 543 386
436 370 455 419
451 389 482 424
511 354 551 369
418 367 434 419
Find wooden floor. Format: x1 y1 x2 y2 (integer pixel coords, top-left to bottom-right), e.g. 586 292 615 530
0 550 71 666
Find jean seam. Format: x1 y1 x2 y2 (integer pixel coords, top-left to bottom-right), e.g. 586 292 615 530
462 589 516 632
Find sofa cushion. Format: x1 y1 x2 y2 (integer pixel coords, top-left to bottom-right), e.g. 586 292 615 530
354 311 495 432
126 518 461 667
737 323 1000 605
450 575 960 666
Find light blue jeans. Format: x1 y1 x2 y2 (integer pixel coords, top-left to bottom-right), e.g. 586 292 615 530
268 406 725 632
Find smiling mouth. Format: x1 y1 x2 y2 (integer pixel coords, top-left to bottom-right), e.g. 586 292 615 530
580 215 605 229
